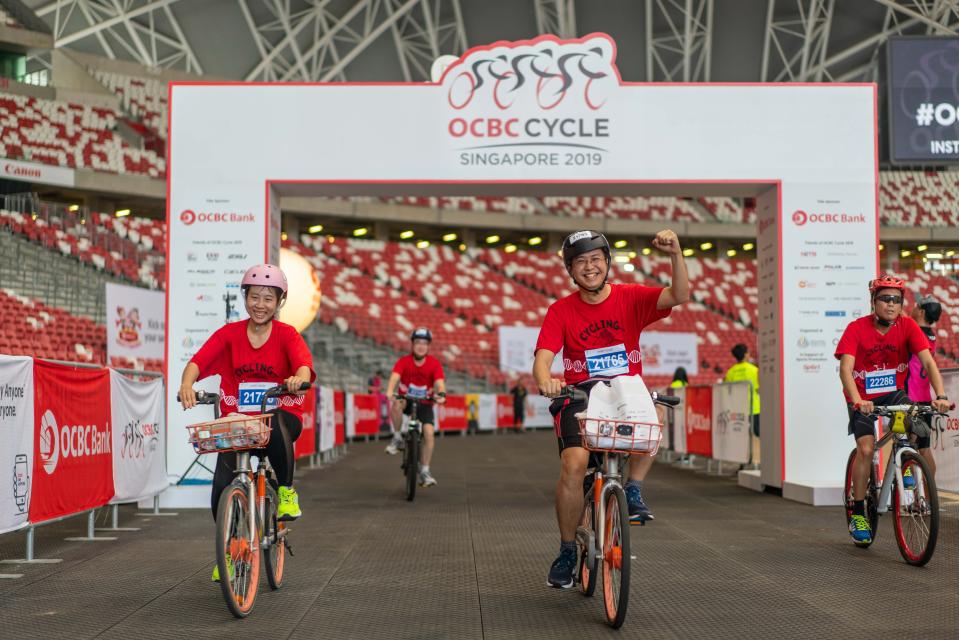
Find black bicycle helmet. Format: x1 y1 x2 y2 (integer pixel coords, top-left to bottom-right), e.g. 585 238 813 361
917 294 942 323
411 327 433 342
561 230 611 293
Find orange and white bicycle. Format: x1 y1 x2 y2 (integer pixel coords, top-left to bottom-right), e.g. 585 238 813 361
558 383 679 629
183 382 308 618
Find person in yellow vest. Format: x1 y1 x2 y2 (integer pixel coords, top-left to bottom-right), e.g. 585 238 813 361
669 366 688 389
725 343 760 437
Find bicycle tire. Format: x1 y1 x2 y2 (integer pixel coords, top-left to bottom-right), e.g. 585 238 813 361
843 448 879 548
578 497 598 597
892 450 939 566
215 480 260 618
263 485 286 590
602 485 630 629
405 431 419 502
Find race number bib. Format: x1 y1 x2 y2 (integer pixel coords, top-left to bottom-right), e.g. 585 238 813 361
407 384 428 399
238 381 278 412
864 369 897 395
585 344 629 377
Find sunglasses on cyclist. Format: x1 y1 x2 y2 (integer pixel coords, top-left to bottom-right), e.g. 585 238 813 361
874 295 903 305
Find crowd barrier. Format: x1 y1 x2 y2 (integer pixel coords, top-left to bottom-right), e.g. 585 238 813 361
659 381 755 472
0 354 167 566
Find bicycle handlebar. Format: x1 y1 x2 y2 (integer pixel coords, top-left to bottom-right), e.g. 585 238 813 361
177 382 310 406
868 403 953 417
556 385 681 408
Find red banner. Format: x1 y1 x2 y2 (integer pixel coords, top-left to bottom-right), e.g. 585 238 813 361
437 395 467 431
30 360 114 523
334 391 345 446
352 393 379 436
685 385 713 457
294 387 317 459
496 394 513 429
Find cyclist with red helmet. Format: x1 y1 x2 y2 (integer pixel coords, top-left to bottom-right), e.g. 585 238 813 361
835 275 949 546
178 264 315 579
384 327 446 487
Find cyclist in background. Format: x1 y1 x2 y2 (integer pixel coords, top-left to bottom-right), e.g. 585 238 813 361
534 229 689 589
384 327 447 487
669 366 689 389
178 264 315 581
907 294 944 476
835 276 949 546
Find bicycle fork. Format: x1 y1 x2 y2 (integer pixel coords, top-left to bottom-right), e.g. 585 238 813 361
875 443 924 514
578 456 623 569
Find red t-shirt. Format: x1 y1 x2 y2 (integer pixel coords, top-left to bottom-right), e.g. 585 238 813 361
834 315 930 402
392 354 444 404
191 320 316 418
535 283 670 385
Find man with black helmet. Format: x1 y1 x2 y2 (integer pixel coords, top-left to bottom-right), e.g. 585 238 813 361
533 229 689 589
385 327 446 487
907 293 945 476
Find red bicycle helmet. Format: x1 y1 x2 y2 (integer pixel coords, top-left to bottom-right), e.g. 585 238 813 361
868 275 905 296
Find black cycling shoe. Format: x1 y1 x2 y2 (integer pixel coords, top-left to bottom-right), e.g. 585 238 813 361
625 483 654 524
547 547 577 589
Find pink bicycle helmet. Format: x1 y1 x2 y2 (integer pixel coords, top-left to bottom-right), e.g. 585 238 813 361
241 264 288 294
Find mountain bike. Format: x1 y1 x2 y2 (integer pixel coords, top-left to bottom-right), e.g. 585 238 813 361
395 392 430 501
843 403 947 566
183 382 309 617
559 383 679 629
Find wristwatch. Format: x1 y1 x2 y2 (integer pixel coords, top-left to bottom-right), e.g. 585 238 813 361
936 394 948 400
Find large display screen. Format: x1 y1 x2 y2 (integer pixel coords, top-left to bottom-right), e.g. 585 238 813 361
888 36 959 164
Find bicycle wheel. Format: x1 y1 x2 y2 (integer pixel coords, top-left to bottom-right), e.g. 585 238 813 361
892 450 939 566
405 432 419 502
578 495 598 597
843 448 879 547
215 480 260 618
263 485 286 590
602 485 630 629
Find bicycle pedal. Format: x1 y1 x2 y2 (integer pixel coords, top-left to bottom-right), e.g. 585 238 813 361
285 541 294 557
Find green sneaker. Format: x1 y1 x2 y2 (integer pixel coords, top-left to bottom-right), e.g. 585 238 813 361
277 485 302 521
211 555 234 582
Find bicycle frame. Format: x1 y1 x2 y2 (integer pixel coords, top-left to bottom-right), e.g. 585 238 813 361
873 431 927 515
578 452 626 569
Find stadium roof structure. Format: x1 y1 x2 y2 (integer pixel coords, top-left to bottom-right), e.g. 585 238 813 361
14 0 959 83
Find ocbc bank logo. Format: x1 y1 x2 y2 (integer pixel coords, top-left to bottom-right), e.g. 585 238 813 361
38 409 111 475
792 209 866 226
179 209 255 226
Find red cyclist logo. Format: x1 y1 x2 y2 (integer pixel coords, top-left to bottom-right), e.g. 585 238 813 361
180 209 196 225
792 210 808 226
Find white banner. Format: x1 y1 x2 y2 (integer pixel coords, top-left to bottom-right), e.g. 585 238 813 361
525 394 553 428
640 332 698 376
711 382 752 465
477 394 497 431
0 356 33 534
498 325 562 374
933 370 959 492
670 387 687 454
1 158 74 187
345 392 356 438
318 386 335 453
110 370 168 503
106 282 165 362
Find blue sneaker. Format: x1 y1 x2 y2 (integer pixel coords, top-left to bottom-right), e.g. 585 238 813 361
547 547 577 589
625 483 654 524
848 514 872 545
902 466 916 490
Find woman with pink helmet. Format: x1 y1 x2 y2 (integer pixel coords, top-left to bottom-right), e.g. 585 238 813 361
178 263 315 581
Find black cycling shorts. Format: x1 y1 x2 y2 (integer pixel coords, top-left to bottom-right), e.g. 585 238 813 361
403 400 435 426
550 381 598 454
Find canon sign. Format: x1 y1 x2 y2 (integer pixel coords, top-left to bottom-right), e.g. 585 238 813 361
792 210 866 226
180 209 255 226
